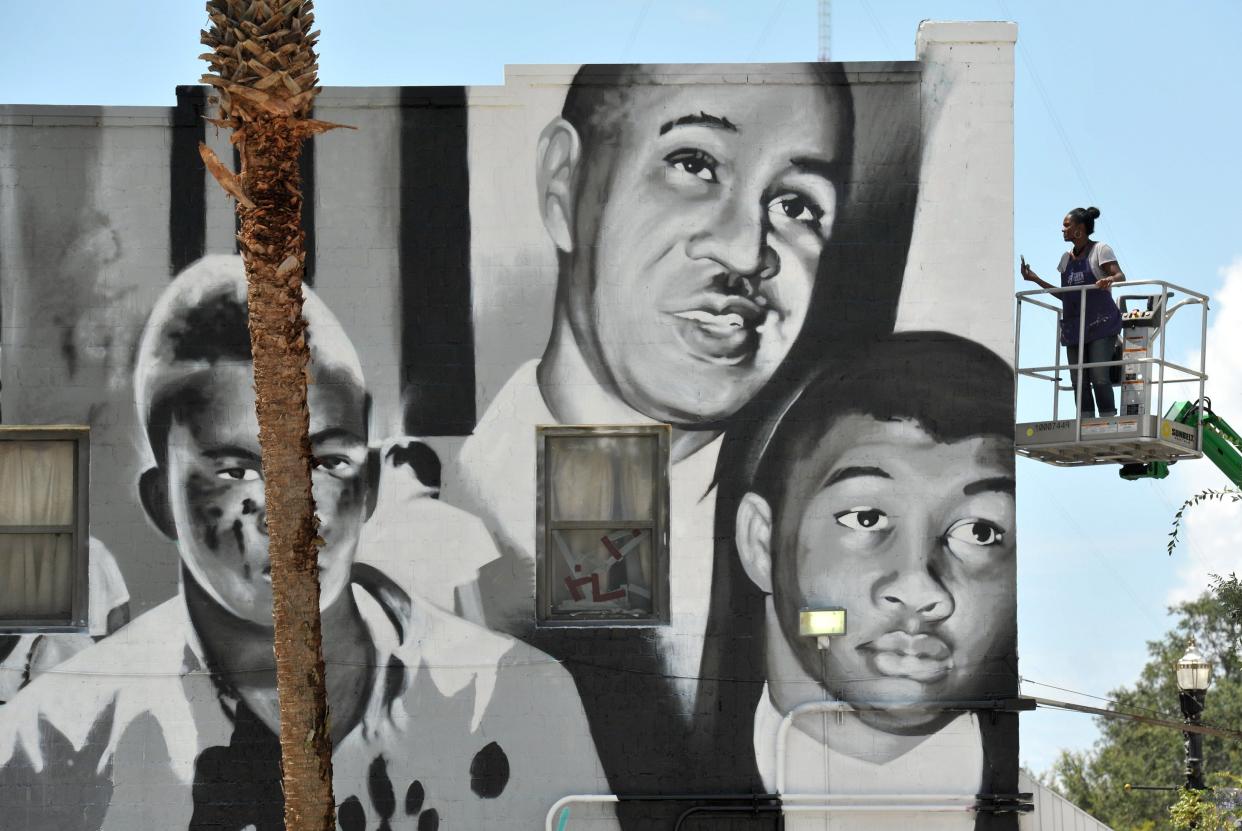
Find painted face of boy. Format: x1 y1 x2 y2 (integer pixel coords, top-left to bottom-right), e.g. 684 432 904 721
774 415 1016 730
562 67 848 424
163 363 370 626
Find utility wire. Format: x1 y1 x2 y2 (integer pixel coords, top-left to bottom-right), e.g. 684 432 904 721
1021 676 1135 709
1 654 1007 682
620 0 653 61
1042 484 1163 627
995 0 1136 259
859 0 894 54
1147 478 1222 576
1031 695 1242 742
1022 677 1242 738
1021 676 1184 722
995 0 1097 205
12 660 1242 739
748 0 791 60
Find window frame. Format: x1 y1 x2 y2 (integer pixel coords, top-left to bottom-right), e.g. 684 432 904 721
0 425 91 633
535 424 671 627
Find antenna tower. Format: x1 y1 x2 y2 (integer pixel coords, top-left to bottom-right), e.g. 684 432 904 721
818 0 832 61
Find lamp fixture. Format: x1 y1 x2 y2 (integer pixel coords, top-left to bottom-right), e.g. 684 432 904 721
799 608 846 651
1176 639 1212 693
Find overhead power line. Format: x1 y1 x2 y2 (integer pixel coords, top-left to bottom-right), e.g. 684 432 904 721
995 0 1136 258
996 0 1097 205
750 0 792 60
620 0 653 61
1031 695 1242 742
858 0 893 54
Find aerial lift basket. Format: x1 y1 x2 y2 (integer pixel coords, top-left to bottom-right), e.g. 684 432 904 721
1013 280 1209 469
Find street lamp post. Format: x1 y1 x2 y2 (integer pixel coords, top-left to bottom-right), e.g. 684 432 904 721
1176 639 1212 791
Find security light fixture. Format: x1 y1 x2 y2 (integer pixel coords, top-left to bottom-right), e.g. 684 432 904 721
799 608 846 651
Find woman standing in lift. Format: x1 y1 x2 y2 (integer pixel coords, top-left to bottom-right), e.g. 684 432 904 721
1021 206 1126 417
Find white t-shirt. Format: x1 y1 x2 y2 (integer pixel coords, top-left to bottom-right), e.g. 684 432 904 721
753 684 982 831
1057 241 1117 280
0 580 619 830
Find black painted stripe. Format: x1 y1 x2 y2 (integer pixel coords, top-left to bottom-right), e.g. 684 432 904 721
232 144 241 254
398 87 476 436
300 115 316 286
169 86 207 276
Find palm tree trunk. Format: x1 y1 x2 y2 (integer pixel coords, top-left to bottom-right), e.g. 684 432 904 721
237 123 335 831
199 2 340 828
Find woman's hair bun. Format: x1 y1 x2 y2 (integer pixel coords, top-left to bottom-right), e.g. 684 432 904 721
1068 206 1100 233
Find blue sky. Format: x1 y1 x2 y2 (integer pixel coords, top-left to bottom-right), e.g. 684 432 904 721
4 0 1241 776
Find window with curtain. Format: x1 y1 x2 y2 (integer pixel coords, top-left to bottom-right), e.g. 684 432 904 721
0 429 89 630
537 426 669 624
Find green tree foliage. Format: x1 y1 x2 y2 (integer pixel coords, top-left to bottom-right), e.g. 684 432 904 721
1169 786 1231 830
1049 594 1242 830
1213 573 1242 624
1165 487 1242 643
1167 488 1239 555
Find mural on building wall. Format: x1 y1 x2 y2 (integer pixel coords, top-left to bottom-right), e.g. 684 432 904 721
452 63 956 829
0 46 1019 831
735 333 1018 829
459 61 858 633
0 257 614 830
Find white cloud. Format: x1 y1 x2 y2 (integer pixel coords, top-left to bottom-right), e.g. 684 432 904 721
1168 257 1242 604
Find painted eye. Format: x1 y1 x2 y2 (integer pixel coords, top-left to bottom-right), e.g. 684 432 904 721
834 507 890 532
946 519 1005 548
768 193 823 229
313 456 350 472
665 149 719 182
217 467 259 481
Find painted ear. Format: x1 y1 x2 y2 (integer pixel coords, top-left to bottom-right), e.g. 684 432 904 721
535 117 582 254
735 492 774 594
139 467 177 541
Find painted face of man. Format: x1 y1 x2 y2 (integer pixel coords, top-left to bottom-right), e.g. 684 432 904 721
163 363 370 626
774 415 1016 730
567 67 848 425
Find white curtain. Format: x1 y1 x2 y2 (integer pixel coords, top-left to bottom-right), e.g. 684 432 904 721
548 435 655 522
0 441 74 524
0 442 75 619
547 435 658 614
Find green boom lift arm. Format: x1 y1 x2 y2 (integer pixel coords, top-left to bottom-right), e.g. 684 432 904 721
1119 399 1242 486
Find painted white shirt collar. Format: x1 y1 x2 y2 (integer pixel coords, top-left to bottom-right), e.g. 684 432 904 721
753 682 984 801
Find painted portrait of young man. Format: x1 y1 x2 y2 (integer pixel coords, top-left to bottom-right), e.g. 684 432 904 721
734 333 1019 830
0 256 617 831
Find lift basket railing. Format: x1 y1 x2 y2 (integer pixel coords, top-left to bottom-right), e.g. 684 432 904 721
1013 279 1208 467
